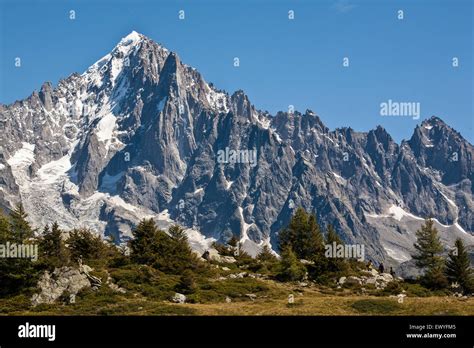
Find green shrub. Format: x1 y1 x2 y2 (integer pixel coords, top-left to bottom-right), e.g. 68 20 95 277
0 294 31 313
194 278 272 303
402 282 433 297
276 247 306 282
377 281 403 296
176 269 197 294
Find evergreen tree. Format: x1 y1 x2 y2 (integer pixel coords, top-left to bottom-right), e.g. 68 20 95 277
38 222 69 266
130 220 197 273
167 224 197 272
9 203 33 242
67 228 107 262
412 219 448 289
169 224 187 242
446 239 473 293
255 245 278 273
279 207 324 262
257 245 277 263
324 224 347 273
325 224 342 245
227 235 239 248
130 219 166 264
0 211 38 296
276 246 306 282
227 235 240 256
0 212 10 243
176 269 197 294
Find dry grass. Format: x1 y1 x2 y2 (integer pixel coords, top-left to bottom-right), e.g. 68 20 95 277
2 279 473 316
171 293 474 316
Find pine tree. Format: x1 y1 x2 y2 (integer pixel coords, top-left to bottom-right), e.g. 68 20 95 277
279 207 324 262
227 235 239 248
169 224 188 242
9 203 33 242
412 218 448 289
130 219 163 264
176 269 197 294
39 222 69 266
276 246 306 282
257 245 277 263
0 211 10 243
167 224 197 272
226 235 240 256
324 224 347 273
130 220 197 273
446 239 473 293
67 228 107 262
0 211 38 296
325 224 342 245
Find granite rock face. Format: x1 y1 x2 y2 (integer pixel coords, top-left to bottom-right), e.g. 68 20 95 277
31 267 92 306
1 31 473 272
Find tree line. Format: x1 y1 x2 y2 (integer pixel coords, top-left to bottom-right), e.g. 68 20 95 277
0 204 472 299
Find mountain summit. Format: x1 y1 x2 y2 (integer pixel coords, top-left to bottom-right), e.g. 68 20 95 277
0 32 473 274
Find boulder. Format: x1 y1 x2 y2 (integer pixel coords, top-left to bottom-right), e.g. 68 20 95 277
229 272 248 279
346 276 362 285
220 256 237 264
365 277 377 285
377 273 394 282
201 248 236 263
245 293 257 301
361 269 379 277
202 248 220 262
338 276 347 285
105 273 127 294
172 293 187 304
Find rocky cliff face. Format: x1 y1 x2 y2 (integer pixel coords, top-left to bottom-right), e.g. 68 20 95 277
0 31 473 272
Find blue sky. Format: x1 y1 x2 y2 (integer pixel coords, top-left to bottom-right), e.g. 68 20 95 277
0 0 472 143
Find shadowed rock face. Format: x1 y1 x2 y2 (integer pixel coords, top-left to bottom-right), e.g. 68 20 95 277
0 32 473 269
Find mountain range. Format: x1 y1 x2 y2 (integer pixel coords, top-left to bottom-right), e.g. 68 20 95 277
1 31 473 275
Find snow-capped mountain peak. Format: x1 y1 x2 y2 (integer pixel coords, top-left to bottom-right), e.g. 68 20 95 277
118 30 144 47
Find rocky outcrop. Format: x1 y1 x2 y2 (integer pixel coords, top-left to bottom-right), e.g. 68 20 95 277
31 262 104 306
31 267 92 306
338 270 397 289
